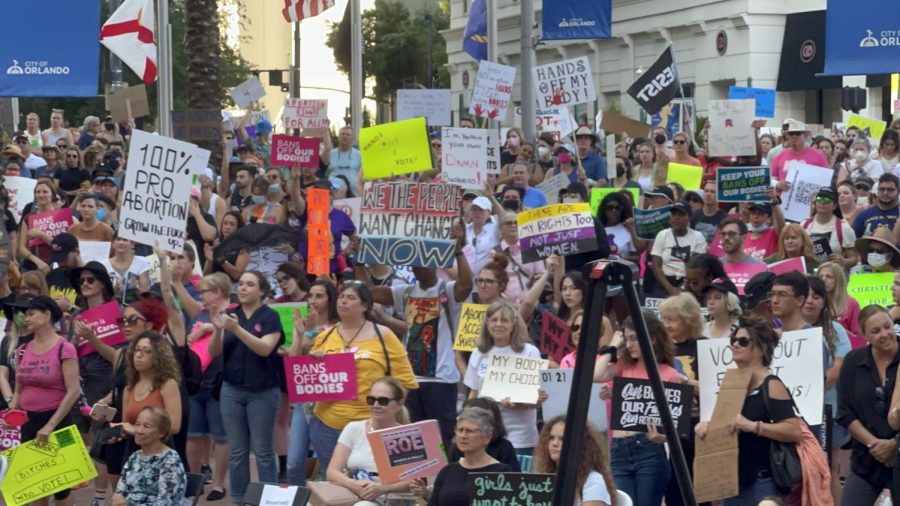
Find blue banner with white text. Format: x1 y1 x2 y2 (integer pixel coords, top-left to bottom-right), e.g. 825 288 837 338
823 0 900 76
0 0 100 97
542 0 611 41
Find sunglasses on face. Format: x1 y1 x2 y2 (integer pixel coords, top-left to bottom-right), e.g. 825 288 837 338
366 396 395 406
673 140 686 145
815 195 833 203
15 140 27 145
786 132 803 137
729 336 752 348
80 277 97 286
123 314 147 327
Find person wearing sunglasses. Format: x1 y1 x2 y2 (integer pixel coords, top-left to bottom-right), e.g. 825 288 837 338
800 187 858 270
323 377 414 504
670 131 701 168
57 147 90 204
771 120 829 190
597 191 644 263
696 318 803 505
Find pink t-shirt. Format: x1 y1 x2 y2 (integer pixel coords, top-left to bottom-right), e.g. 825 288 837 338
16 338 77 412
771 147 829 182
743 229 779 260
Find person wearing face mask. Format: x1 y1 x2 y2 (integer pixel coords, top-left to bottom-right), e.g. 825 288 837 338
501 127 524 168
543 144 584 184
242 176 287 225
650 202 708 296
605 155 641 193
853 173 900 238
559 182 611 273
502 162 546 209
69 193 115 242
535 133 556 174
499 186 524 212
771 120 829 189
837 137 882 184
851 226 900 274
742 188 785 261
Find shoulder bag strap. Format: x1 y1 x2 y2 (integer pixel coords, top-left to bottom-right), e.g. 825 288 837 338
373 323 391 377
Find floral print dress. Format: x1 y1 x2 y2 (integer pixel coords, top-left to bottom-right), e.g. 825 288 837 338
114 448 186 505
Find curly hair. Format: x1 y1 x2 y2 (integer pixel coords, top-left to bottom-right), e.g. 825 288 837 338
533 416 617 505
125 331 181 390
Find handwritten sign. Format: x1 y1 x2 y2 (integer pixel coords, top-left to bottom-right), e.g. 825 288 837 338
360 117 433 180
121 130 195 252
589 187 641 216
230 76 266 108
5 176 36 224
698 327 824 424
441 127 488 189
469 60 516 121
708 99 757 157
75 301 126 358
533 107 576 138
468 473 555 506
270 302 309 350
848 272 895 308
1 425 97 506
283 98 329 130
540 311 573 363
633 205 671 240
397 89 451 126
479 354 548 404
667 162 703 190
454 303 487 352
358 182 463 269
517 203 597 263
539 369 606 430
533 56 596 108
171 109 223 141
848 114 887 140
728 86 776 118
367 420 447 483
283 353 357 403
535 173 569 204
270 134 319 168
26 208 74 247
716 166 770 202
780 163 833 224
723 262 768 295
485 131 501 175
610 377 692 438
306 188 330 276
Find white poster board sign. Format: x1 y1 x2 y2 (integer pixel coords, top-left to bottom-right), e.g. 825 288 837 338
4 176 36 224
536 173 569 203
480 354 548 404
539 369 607 430
780 163 834 223
708 99 757 157
535 107 577 139
397 89 451 126
441 127 488 190
533 56 596 108
469 60 516 122
283 99 329 130
230 76 266 108
79 241 112 265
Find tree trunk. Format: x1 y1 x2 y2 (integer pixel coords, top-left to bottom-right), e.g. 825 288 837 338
184 0 223 167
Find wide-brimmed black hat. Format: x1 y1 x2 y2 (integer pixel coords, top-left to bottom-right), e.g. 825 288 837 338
70 261 115 299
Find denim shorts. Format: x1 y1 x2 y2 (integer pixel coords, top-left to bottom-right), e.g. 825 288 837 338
188 385 227 441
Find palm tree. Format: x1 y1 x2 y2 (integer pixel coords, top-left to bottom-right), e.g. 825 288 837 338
183 0 223 164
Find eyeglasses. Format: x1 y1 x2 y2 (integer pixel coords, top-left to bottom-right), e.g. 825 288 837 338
266 174 280 181
123 314 147 327
476 278 498 285
366 396 395 406
869 247 888 255
276 276 292 284
720 231 741 238
767 290 795 299
134 347 153 356
673 140 686 145
730 336 752 348
80 277 97 286
431 143 442 149
815 195 833 203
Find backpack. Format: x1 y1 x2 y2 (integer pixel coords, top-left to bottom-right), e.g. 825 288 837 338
167 333 202 396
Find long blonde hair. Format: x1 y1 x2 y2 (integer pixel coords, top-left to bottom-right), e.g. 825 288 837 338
818 262 849 316
371 376 410 424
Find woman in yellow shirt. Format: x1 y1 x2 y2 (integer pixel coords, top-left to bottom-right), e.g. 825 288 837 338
307 281 418 478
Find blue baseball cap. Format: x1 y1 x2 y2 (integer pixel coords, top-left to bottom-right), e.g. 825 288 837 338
255 119 273 134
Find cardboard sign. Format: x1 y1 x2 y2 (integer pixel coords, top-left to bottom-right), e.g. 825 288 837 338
599 111 651 139
533 56 596 108
360 117 433 179
306 188 330 276
698 327 825 424
723 262 768 295
633 205 671 240
780 163 834 224
171 109 223 141
397 89 451 126
768 257 806 275
468 473 555 506
589 187 641 216
441 127 488 189
107 84 149 122
610 377 692 438
230 76 266 108
283 353 358 403
26 208 74 247
453 303 487 352
516 203 597 263
1 425 97 506
121 130 196 252
358 182 463 269
469 60 516 121
716 166 770 202
75 301 126 358
283 98 329 130
270 302 309 350
479 354 548 404
539 369 606 430
848 113 887 140
271 134 320 168
540 311 573 363
535 173 569 204
5 176 36 224
727 86 776 118
708 99 757 157
666 162 703 190
848 272 895 308
0 425 21 451
78 241 112 265
367 420 448 483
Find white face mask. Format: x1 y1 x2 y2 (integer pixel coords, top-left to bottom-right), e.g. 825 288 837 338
868 252 888 268
854 150 869 161
748 222 768 233
537 146 550 158
804 138 812 148
857 196 870 206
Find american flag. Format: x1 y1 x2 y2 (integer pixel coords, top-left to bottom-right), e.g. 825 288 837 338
282 0 335 22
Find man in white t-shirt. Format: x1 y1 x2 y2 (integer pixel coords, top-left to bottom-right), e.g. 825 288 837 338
651 202 708 296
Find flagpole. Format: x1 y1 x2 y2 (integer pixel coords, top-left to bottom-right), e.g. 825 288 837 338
157 0 172 136
350 0 362 136
519 0 535 142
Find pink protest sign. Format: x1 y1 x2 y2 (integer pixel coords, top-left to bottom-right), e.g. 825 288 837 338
540 310 574 363
271 134 320 168
768 257 806 276
283 353 358 403
0 425 21 451
26 208 74 247
723 262 768 295
367 420 448 484
76 301 126 358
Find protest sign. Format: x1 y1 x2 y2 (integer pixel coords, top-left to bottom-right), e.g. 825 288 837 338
454 303 487 352
0 426 20 451
121 130 196 251
848 114 887 140
848 272 895 308
589 187 641 216
610 377 692 438
780 163 833 223
26 208 74 247
333 197 361 229
171 109 222 141
247 247 290 298
708 99 757 157
698 327 824 424
230 76 266 108
535 173 569 204
768 257 806 275
533 56 596 108
306 188 330 276
716 166 770 202
283 353 357 403
75 301 126 358
190 147 211 177
79 241 112 265
693 368 753 503
534 107 576 138
728 86 776 118
517 203 597 263
485 131 501 174
270 302 309 350
469 60 516 121
1 425 97 506
666 162 702 190
599 110 652 138
479 354 548 404
358 182 463 269
283 98 329 130
812 236 831 263
468 473 555 506
367 420 447 483
540 310 573 363
723 262 768 295
539 369 606 430
633 205 671 240
107 84 149 122
270 134 320 168
360 117 433 179
5 176 36 224
397 89 451 126
441 127 488 189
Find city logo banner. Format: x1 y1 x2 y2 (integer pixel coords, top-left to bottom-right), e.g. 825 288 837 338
823 0 900 76
627 46 680 115
541 0 611 41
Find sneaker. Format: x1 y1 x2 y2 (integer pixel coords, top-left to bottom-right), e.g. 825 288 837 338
201 464 213 484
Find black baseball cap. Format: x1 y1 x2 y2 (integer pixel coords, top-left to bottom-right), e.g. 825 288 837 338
743 271 776 311
671 202 692 215
703 277 739 297
748 202 773 215
50 233 79 263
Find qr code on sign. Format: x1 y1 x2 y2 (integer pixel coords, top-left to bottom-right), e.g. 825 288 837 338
791 180 820 206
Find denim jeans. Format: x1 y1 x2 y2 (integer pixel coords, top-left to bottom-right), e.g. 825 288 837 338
611 434 670 506
286 402 310 485
723 476 779 506
309 414 343 480
219 382 281 503
188 385 227 441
